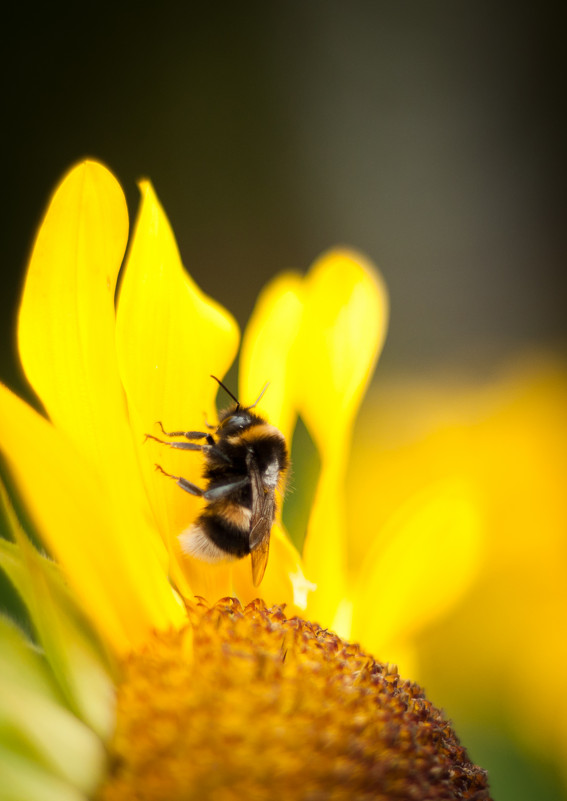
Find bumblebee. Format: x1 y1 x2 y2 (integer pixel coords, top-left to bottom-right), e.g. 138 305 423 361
147 376 288 586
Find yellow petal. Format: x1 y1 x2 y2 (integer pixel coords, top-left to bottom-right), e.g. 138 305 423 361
0 485 114 738
303 473 346 623
18 161 134 490
239 272 304 444
115 180 239 598
231 523 313 611
0 382 184 654
16 161 167 596
298 249 388 622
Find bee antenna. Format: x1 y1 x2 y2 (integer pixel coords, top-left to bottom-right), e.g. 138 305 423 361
248 382 270 409
210 375 241 409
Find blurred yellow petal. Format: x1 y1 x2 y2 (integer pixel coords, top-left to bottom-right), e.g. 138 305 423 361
0 619 101 801
0 615 59 700
299 249 388 622
392 361 567 778
0 752 88 801
351 479 482 670
0 620 105 796
0 686 104 795
239 272 304 444
0 382 184 654
115 179 239 597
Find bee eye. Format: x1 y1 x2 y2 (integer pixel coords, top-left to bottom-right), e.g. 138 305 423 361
217 412 249 435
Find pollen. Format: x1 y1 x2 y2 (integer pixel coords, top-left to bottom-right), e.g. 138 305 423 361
98 599 491 801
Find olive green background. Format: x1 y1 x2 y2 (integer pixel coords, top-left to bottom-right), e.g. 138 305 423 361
1 4 565 392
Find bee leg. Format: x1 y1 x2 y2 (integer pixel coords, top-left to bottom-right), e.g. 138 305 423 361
145 434 206 451
202 413 216 430
154 466 248 499
147 434 232 464
154 465 205 497
201 444 233 464
155 421 215 444
202 476 250 501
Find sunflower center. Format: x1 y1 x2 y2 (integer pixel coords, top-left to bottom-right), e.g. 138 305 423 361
97 598 490 800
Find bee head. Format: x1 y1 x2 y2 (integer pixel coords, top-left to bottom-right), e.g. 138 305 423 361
210 375 270 435
216 407 257 435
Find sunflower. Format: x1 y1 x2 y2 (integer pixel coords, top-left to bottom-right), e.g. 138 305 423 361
0 161 491 799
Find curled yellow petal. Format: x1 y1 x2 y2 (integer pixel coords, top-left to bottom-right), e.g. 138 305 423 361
298 249 388 622
239 272 304 445
296 248 388 451
115 180 239 598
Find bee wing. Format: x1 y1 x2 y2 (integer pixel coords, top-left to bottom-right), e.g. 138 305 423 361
247 453 276 586
251 536 270 587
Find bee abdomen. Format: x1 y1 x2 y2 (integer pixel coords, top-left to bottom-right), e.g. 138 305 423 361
179 506 252 563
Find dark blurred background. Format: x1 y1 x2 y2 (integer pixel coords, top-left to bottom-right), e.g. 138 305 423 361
1 3 565 396
1 4 565 798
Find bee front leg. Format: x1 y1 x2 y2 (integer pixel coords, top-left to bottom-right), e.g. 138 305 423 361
155 421 216 445
145 434 206 451
146 432 232 464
